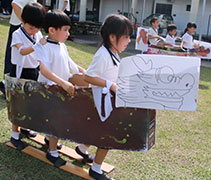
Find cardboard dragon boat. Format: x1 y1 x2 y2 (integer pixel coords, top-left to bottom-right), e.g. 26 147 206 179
5 75 156 152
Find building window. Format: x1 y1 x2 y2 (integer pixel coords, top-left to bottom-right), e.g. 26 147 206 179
186 5 191 11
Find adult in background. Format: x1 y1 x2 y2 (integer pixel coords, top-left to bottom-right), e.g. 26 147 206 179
57 0 70 15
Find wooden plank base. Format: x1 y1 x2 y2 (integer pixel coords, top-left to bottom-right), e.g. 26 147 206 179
29 134 115 173
6 142 94 180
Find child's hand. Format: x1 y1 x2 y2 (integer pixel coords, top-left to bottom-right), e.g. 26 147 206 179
61 81 75 96
110 82 116 93
39 38 47 45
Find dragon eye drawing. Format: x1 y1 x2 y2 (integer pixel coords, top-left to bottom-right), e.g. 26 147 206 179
157 66 174 84
180 74 195 89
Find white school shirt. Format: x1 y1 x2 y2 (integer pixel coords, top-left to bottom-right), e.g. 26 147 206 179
148 27 159 45
182 32 194 49
11 26 42 69
10 0 37 26
58 0 70 11
165 34 176 45
86 46 120 122
86 45 120 83
38 40 79 85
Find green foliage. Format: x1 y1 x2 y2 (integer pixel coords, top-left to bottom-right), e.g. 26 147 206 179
0 18 211 180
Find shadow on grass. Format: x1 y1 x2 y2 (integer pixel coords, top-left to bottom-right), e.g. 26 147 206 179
0 18 10 27
199 84 209 90
0 140 84 180
200 66 211 83
0 96 7 111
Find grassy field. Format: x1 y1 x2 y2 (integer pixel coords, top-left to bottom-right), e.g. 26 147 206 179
0 18 211 180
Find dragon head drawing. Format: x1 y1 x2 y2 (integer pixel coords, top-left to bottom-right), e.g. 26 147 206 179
117 56 196 110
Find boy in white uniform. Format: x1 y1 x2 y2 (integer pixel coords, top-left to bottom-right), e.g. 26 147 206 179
0 0 37 95
38 10 93 166
165 24 177 45
9 2 46 149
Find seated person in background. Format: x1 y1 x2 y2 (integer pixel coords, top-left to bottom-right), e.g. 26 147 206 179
165 24 181 48
148 17 171 47
181 22 197 51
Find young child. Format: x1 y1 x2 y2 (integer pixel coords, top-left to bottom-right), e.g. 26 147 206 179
85 14 132 180
9 2 46 149
181 22 197 50
165 24 177 46
37 10 93 166
0 0 37 95
148 17 164 46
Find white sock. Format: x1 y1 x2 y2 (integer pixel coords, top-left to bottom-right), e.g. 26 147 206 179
91 161 103 174
2 80 5 84
49 150 59 158
78 144 89 154
11 131 19 140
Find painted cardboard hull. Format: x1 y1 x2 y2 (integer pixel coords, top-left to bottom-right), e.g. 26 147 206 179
5 75 156 151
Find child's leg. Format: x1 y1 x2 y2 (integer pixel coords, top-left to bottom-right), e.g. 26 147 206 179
46 136 66 167
49 136 58 152
89 148 111 179
10 124 25 149
44 135 62 150
75 144 94 163
11 124 19 139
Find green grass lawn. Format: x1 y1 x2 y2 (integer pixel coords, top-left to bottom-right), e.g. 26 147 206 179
0 18 211 180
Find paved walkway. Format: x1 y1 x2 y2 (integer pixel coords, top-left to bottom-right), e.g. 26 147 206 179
74 34 211 68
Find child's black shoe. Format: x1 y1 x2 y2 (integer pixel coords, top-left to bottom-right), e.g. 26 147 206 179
89 168 111 180
46 152 66 168
75 146 94 163
20 128 37 138
10 137 25 150
44 137 62 150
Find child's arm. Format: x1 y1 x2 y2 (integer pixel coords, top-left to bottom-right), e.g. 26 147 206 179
39 62 75 96
85 75 116 93
78 65 86 74
148 35 163 40
15 38 47 56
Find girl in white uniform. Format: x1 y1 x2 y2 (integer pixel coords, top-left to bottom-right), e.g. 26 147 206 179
9 3 46 149
85 14 132 180
181 22 197 50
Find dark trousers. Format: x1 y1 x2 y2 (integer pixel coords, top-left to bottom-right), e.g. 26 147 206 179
10 64 39 81
4 24 20 75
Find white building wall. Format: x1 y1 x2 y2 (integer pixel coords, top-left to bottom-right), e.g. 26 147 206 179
74 0 211 36
75 0 93 12
195 0 211 35
99 0 123 22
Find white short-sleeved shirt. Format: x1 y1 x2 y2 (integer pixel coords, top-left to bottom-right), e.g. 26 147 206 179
10 0 37 26
182 32 194 49
165 34 176 45
58 0 70 11
148 27 159 45
11 26 42 68
86 46 120 83
38 40 79 85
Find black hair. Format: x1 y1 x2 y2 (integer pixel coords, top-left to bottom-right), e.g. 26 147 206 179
100 14 133 49
150 17 159 25
184 22 197 33
44 10 71 33
167 24 177 32
21 3 46 28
